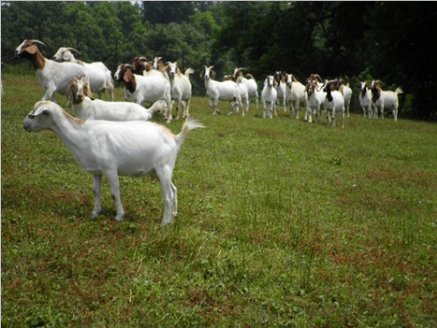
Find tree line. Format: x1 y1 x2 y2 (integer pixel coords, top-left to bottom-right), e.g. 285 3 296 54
2 1 436 120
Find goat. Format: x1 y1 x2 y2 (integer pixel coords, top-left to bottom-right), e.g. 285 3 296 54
132 56 164 78
273 71 287 112
370 80 403 121
359 82 372 118
305 74 326 123
153 57 166 71
15 39 89 104
131 56 150 75
67 76 156 121
23 100 204 225
114 64 173 123
261 75 278 118
331 79 352 117
233 68 259 109
201 66 242 115
323 80 345 128
53 47 114 101
285 74 308 120
235 77 250 116
166 62 194 119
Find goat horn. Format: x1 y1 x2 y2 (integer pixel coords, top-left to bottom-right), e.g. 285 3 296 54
314 74 323 82
31 40 46 47
317 81 326 92
66 47 81 54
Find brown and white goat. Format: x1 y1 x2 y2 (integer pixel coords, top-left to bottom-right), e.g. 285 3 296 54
66 76 154 121
305 74 326 123
114 64 173 122
370 80 403 121
15 39 89 104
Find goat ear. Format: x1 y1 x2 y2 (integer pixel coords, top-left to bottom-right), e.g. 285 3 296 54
29 107 49 118
62 52 70 61
84 84 93 98
123 69 132 84
25 45 39 55
66 84 74 102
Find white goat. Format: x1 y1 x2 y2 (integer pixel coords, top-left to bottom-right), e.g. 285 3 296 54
201 66 242 115
234 77 250 116
67 76 155 121
305 74 327 123
285 74 308 120
114 64 173 123
332 80 352 117
274 71 287 112
261 75 278 119
359 82 372 118
53 47 114 101
323 80 345 128
233 68 259 109
153 57 166 71
370 80 403 121
23 101 204 225
166 62 194 119
15 39 89 103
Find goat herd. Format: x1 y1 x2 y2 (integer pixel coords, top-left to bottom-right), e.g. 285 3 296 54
14 39 403 225
14 39 403 126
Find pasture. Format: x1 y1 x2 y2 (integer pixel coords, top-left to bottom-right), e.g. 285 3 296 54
2 72 436 327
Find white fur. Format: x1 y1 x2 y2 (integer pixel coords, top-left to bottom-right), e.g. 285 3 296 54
274 71 287 112
261 75 278 119
235 81 249 116
359 82 372 118
340 84 352 117
285 74 308 120
233 68 259 110
166 62 193 119
306 77 326 123
23 101 204 225
324 83 345 128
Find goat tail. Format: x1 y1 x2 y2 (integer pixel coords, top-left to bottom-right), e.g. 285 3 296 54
185 68 195 77
176 118 205 149
395 87 403 95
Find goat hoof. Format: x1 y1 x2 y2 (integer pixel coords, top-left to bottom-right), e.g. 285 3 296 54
115 214 125 222
92 210 102 218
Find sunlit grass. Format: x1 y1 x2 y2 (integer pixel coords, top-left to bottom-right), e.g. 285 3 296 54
2 72 437 327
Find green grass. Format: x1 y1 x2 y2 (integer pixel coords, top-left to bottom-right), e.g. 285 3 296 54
2 73 437 327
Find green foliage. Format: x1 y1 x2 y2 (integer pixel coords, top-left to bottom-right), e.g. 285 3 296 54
2 73 437 327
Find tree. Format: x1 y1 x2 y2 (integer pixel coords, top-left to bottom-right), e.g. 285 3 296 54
140 1 196 25
365 2 437 119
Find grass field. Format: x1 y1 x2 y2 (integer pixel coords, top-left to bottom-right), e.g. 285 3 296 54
2 72 436 327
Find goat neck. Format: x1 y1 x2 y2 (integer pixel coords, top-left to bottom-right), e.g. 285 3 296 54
16 42 46 70
324 82 334 102
120 67 136 93
371 84 381 102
